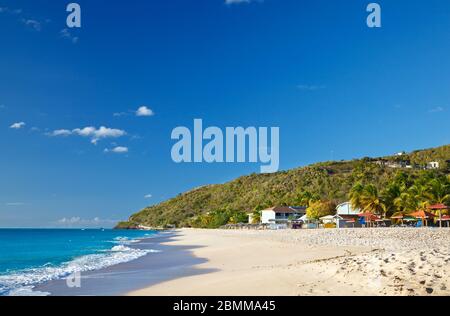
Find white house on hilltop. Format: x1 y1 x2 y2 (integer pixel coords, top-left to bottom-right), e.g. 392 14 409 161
427 161 440 169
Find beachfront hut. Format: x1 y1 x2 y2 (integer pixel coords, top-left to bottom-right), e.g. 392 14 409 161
427 204 449 228
319 215 344 228
358 212 380 228
345 218 356 228
320 215 336 224
437 215 450 228
336 202 361 227
408 210 436 227
299 214 319 229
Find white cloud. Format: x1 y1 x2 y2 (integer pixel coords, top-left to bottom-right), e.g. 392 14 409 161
144 194 152 199
0 7 22 14
429 106 444 113
58 217 81 224
113 112 129 117
22 19 41 31
104 146 129 154
60 28 79 44
6 202 25 206
2 7 46 34
297 84 326 91
57 217 117 227
49 129 72 136
136 106 154 117
10 122 26 129
49 126 127 144
225 0 254 4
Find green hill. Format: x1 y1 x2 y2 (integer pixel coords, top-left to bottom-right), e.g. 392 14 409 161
116 145 450 229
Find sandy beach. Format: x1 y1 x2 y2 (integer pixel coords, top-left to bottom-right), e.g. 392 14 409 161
129 228 450 296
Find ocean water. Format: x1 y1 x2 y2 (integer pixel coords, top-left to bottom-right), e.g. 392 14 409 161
0 229 158 296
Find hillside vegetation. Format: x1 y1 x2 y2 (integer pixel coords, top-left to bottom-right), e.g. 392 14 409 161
116 145 450 229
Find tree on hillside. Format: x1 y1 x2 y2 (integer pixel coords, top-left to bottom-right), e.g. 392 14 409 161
296 190 320 207
391 171 413 187
306 200 337 220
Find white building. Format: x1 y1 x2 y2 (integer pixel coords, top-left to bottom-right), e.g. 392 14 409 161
336 202 362 228
427 161 440 169
320 215 343 225
260 206 306 224
336 202 361 216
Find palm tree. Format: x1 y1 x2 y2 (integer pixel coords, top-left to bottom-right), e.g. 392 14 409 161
424 178 450 205
394 191 416 213
349 182 365 211
408 184 427 209
381 183 401 217
360 184 387 217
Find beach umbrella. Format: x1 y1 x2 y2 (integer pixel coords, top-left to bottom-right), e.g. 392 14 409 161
427 204 449 228
408 210 436 227
358 212 379 227
391 213 405 225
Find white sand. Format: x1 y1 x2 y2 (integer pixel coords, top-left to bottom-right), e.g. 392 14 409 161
128 228 450 296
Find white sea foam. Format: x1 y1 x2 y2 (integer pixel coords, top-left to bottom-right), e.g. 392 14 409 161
0 242 159 296
113 236 141 244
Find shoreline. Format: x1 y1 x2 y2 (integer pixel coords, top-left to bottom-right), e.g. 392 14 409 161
33 231 208 296
128 228 450 296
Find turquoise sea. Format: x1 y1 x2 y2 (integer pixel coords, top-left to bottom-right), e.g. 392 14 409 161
0 229 158 296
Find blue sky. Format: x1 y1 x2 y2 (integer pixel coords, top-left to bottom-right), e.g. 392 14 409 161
1 0 449 227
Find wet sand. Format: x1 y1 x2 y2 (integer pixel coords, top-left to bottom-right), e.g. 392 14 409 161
35 231 216 296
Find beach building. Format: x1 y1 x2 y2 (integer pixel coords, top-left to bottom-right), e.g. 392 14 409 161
298 214 318 229
260 206 306 224
336 202 362 228
319 215 344 228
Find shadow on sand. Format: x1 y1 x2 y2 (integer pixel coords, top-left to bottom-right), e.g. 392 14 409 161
34 230 217 296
